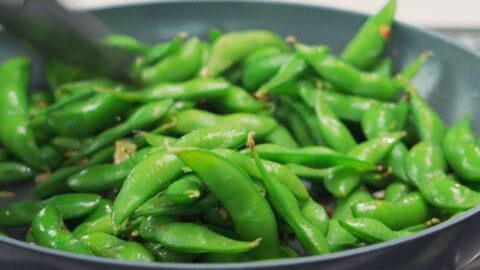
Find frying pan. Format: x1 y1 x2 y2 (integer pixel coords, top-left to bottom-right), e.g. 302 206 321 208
1 1 480 269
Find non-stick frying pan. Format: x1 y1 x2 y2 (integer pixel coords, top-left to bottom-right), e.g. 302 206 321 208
1 1 480 269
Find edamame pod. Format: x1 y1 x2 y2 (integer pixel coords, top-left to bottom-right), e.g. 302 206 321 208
442 117 480 182
204 30 288 77
0 58 45 170
32 204 92 255
173 148 282 259
80 232 155 262
139 216 261 254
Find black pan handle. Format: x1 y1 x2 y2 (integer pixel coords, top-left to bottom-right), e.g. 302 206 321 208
0 0 136 84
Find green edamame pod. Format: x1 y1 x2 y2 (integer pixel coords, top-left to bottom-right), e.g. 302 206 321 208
209 86 267 113
339 217 398 244
199 42 212 73
133 193 175 213
48 92 129 137
244 46 284 66
314 91 356 153
361 105 397 140
80 232 154 262
0 57 45 170
242 53 290 90
386 142 409 182
0 201 41 227
257 54 306 96
324 166 362 198
297 44 401 100
51 136 91 151
201 207 234 230
0 193 101 227
40 145 62 169
172 148 282 259
341 0 396 70
142 34 185 66
295 78 318 107
396 51 431 84
418 172 480 212
352 192 430 230
405 141 446 186
281 95 326 146
392 98 410 130
348 131 405 164
140 216 261 254
31 204 92 255
209 27 223 44
326 220 358 252
248 138 330 255
141 133 176 147
53 78 101 100
103 78 230 103
320 91 396 122
213 148 309 201
68 147 153 192
396 218 440 236
133 193 218 218
168 125 248 151
284 106 316 147
333 189 373 219
250 143 374 170
35 90 95 122
34 146 115 198
67 99 173 164
112 126 248 226
384 182 410 202
298 81 395 122
103 33 148 53
300 198 330 236
409 89 446 144
360 104 409 181
0 162 36 185
165 174 203 206
164 109 277 138
56 76 104 96
139 38 204 84
442 117 480 182
46 193 102 218
204 30 289 77
327 189 372 251
285 163 329 180
73 199 114 237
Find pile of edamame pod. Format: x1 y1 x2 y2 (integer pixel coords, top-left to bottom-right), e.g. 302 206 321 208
1 0 479 263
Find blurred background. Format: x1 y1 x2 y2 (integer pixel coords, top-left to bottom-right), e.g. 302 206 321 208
58 0 480 51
